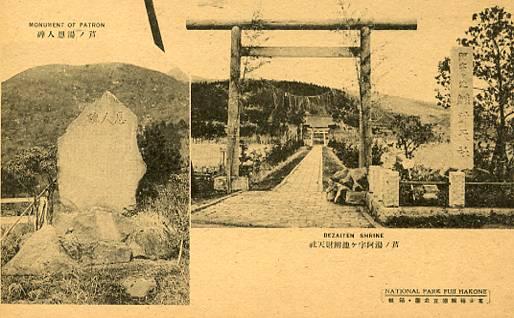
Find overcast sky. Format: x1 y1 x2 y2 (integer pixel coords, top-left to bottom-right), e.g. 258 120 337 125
1 0 512 103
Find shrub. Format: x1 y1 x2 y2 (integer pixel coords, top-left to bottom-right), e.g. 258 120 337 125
389 114 437 159
2 145 57 199
328 140 385 168
385 213 514 228
393 161 449 206
136 121 183 204
465 169 514 207
328 140 359 168
190 163 199 197
393 161 514 208
239 142 266 177
239 139 303 179
265 139 304 166
144 173 189 262
465 184 514 207
372 143 387 166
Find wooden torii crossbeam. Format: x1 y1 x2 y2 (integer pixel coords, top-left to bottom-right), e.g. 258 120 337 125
186 18 417 193
186 18 417 30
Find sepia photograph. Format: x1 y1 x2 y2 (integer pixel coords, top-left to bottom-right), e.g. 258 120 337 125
1 0 514 317
189 0 514 229
0 0 190 304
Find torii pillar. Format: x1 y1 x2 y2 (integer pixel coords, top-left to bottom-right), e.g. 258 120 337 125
186 18 417 192
226 26 242 192
359 26 372 168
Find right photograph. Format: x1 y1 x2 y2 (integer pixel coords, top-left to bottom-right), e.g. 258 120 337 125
188 2 513 228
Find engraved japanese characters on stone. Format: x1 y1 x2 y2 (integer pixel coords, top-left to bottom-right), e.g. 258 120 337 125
57 91 146 211
450 47 474 170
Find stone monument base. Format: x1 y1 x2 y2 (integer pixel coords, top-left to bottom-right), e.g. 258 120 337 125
213 176 250 192
213 176 228 192
3 207 178 275
54 207 176 264
2 225 78 275
231 176 249 191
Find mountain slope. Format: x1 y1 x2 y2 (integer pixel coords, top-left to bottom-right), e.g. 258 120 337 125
1 63 189 163
167 67 189 83
192 79 449 138
370 93 449 128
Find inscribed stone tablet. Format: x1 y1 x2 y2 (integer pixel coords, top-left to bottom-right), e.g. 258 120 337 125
450 47 474 170
57 91 146 211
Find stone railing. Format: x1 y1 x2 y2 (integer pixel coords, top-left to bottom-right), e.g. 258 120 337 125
368 167 471 208
366 167 514 224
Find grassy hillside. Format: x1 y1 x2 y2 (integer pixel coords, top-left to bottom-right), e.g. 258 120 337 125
1 63 189 164
192 79 449 139
370 93 449 129
192 79 357 139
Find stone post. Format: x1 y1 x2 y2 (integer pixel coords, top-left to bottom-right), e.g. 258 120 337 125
375 167 387 202
450 47 474 170
382 170 399 207
449 171 465 207
220 147 226 173
368 165 381 194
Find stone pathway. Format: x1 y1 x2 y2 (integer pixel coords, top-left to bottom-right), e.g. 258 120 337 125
192 146 373 228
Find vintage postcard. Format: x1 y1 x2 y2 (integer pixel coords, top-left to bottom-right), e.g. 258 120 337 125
189 0 513 229
1 0 190 306
2 0 514 317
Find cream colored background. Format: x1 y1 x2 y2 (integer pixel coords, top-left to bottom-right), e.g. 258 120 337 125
1 0 514 317
2 230 514 317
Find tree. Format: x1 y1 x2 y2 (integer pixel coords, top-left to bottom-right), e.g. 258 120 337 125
3 145 57 221
240 10 270 81
191 81 228 140
435 6 514 179
329 90 360 128
136 121 182 204
3 145 57 196
390 114 437 159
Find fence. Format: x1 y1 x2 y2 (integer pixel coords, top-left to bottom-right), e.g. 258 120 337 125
399 180 449 207
465 182 514 208
0 184 52 241
368 166 514 209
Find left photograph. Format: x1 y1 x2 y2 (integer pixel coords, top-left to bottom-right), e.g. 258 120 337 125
0 62 190 305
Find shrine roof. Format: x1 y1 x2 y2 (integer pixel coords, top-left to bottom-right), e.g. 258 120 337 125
304 116 337 128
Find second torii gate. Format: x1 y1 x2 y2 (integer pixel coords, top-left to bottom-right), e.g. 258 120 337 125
187 18 417 192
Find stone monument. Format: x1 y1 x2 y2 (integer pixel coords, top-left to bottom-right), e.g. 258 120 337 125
450 47 474 170
4 91 175 275
449 47 474 207
57 91 146 211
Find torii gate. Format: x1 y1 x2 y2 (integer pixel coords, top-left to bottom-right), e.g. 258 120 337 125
186 18 417 192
